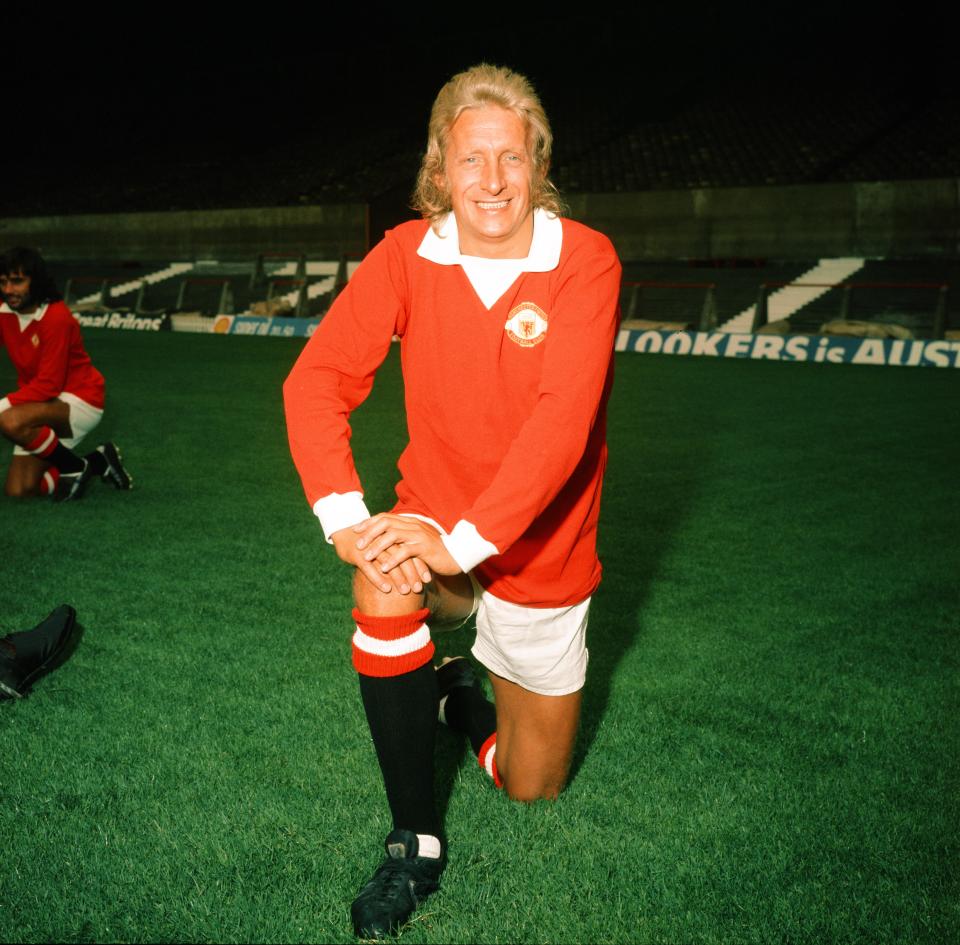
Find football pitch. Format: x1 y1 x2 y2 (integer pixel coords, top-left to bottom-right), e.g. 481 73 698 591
1 330 957 944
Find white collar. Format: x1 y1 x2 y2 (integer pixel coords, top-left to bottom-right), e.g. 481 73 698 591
1 301 47 327
417 207 562 271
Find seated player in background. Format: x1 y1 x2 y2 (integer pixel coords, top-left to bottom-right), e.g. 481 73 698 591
0 604 84 700
0 247 132 500
284 64 620 938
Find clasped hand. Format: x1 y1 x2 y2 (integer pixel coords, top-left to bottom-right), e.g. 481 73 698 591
331 513 461 594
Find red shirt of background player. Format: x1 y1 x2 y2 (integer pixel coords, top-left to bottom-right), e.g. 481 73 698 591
0 300 104 409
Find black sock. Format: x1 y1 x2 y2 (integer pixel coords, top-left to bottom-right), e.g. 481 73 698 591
48 442 85 474
358 662 442 840
444 684 497 757
86 448 107 476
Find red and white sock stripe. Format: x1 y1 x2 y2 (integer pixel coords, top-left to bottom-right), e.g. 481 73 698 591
351 607 434 677
478 733 503 788
39 468 59 496
25 427 58 459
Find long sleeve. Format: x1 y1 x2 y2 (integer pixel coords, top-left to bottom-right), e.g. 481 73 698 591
283 235 409 521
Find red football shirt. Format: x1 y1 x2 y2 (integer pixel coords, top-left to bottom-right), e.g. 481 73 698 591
0 301 105 408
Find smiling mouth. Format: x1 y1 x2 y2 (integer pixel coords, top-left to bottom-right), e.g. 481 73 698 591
476 200 510 210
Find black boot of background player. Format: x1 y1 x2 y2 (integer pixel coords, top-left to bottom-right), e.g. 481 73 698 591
0 605 83 699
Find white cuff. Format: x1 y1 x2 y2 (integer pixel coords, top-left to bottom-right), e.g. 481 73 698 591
0 397 11 413
312 491 371 543
441 520 499 573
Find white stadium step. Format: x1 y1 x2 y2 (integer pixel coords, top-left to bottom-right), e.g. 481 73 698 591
718 258 866 333
74 262 195 305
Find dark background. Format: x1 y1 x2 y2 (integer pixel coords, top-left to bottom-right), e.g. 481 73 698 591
4 9 950 215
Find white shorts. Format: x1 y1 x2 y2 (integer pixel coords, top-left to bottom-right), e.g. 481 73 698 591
472 585 590 697
11 393 103 455
399 512 590 696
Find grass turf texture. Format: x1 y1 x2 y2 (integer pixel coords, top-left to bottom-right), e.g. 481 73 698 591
1 329 957 943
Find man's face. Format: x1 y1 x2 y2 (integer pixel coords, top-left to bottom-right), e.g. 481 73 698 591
441 105 535 259
0 270 31 312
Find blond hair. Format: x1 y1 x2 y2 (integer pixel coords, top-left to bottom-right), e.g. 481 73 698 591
412 63 565 225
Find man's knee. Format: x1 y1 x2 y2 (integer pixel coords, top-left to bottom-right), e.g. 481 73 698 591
0 410 40 446
351 568 426 617
4 479 37 498
502 768 567 803
0 409 20 442
505 781 563 803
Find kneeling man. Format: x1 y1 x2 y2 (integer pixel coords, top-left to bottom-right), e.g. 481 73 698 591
284 63 620 939
0 247 131 500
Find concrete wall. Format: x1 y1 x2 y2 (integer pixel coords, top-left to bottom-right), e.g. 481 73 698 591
0 204 368 262
1 178 956 263
567 178 960 260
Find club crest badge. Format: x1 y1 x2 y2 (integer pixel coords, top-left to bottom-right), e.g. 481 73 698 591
31 333 40 348
505 302 548 348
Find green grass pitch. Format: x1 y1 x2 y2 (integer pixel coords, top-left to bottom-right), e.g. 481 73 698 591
1 329 957 943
